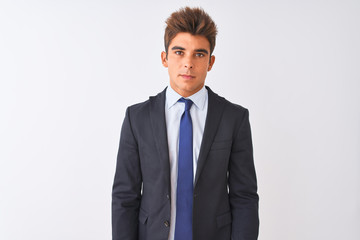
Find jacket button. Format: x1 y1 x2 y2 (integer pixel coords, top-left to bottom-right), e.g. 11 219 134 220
166 194 170 199
164 220 170 227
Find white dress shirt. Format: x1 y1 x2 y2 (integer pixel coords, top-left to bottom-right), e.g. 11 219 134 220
165 85 208 240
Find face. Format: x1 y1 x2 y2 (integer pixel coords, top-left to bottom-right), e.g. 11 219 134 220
161 32 215 97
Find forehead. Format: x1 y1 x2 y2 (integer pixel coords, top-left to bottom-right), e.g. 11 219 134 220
169 32 210 51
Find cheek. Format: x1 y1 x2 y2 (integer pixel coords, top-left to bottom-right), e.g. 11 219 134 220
197 59 209 69
199 64 210 74
168 61 179 71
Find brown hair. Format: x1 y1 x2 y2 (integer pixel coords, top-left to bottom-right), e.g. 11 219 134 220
164 7 218 56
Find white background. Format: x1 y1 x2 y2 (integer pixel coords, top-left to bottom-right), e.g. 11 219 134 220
1 0 359 239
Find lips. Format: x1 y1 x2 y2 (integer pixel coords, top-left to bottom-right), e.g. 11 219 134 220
180 74 195 80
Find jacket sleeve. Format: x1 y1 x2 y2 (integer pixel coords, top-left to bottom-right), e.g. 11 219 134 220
229 109 259 240
112 107 142 240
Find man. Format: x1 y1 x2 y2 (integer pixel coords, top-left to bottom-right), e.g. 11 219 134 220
112 7 259 240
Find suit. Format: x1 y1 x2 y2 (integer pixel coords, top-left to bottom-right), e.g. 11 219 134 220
112 86 259 240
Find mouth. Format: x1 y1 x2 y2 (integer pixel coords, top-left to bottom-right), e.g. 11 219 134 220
179 74 195 80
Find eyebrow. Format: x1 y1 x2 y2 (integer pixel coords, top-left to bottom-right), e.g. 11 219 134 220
195 48 209 55
171 46 185 51
171 46 209 55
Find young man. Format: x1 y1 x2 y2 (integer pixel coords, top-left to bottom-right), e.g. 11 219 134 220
112 7 259 240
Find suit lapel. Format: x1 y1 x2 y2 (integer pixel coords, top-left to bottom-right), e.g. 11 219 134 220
149 87 225 188
194 86 226 187
149 88 171 190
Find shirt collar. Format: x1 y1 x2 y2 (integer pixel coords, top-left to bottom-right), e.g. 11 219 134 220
166 85 208 110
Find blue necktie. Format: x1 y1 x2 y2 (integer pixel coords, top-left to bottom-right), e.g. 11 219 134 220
174 98 193 240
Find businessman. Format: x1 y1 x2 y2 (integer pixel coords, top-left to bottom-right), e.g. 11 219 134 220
112 7 259 240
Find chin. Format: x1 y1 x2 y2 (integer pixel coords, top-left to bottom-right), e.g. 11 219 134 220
181 85 196 92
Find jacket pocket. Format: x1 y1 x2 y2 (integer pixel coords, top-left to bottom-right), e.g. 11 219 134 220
216 211 232 228
139 208 148 224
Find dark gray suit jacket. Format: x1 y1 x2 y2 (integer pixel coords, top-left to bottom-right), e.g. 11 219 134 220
112 86 259 240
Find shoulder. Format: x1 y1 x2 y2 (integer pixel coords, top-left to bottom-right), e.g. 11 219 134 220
224 98 248 114
206 86 249 116
127 99 150 114
126 88 166 117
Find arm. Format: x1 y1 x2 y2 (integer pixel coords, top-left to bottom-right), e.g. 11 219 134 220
112 107 142 240
229 109 259 240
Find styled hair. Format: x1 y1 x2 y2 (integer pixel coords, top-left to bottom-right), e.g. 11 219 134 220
164 7 218 56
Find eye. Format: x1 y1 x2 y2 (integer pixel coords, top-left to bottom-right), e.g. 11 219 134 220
175 51 183 55
195 53 205 57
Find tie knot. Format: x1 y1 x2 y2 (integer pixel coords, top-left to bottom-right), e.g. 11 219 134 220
178 98 193 111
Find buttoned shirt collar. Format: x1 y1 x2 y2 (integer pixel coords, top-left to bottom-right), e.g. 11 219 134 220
166 85 207 110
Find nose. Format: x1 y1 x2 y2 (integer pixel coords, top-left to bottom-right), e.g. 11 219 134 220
184 56 193 69
185 63 193 69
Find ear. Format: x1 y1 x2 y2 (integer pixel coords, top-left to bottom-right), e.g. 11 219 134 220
208 55 215 71
161 51 168 68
